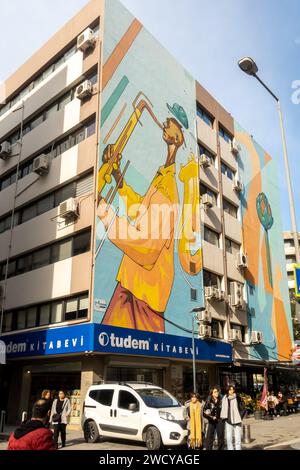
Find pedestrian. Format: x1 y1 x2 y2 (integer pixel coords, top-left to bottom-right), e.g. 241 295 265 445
41 389 52 426
203 387 225 450
7 399 55 450
185 392 202 449
266 391 278 419
276 390 287 416
50 390 71 449
221 384 245 450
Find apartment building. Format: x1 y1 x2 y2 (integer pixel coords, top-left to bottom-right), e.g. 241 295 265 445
283 232 300 290
0 0 293 426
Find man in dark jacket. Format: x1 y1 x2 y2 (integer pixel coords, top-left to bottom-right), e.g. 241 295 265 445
8 399 55 450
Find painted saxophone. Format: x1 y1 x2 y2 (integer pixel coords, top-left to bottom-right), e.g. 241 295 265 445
177 153 203 275
97 92 163 202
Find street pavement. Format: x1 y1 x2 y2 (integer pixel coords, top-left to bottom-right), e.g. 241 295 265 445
1 413 300 451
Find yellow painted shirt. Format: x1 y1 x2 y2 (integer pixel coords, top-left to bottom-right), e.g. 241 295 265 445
109 164 179 312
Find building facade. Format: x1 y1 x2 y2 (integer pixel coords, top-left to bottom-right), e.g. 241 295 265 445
0 0 293 426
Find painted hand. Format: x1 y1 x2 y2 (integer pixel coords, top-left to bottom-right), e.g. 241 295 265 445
97 198 115 230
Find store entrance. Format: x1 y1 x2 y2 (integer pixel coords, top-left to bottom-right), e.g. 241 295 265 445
29 373 81 422
106 367 163 387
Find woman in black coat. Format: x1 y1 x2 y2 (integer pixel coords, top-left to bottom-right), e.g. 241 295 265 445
203 387 224 450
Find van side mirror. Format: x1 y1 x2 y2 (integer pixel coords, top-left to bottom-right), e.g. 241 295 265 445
129 403 138 412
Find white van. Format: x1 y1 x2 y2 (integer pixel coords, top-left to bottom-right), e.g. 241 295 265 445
81 382 188 450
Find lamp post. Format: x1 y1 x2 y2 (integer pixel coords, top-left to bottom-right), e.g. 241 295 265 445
190 307 206 394
238 57 300 266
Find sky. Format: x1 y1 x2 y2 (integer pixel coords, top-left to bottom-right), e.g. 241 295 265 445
0 0 299 231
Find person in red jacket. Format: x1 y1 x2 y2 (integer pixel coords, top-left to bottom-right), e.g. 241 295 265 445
7 399 55 451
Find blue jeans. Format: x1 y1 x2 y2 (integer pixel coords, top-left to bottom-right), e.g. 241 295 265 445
225 422 242 450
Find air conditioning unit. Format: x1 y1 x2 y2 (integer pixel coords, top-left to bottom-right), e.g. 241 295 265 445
233 177 243 192
59 198 79 220
251 331 263 344
230 281 244 309
202 193 214 208
231 138 240 155
198 324 212 339
196 310 212 323
76 80 93 100
214 290 225 302
199 154 211 168
237 252 248 269
0 141 11 160
205 286 224 302
230 328 242 342
77 28 96 52
33 154 49 176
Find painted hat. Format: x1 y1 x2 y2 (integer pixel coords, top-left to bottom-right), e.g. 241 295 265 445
167 103 189 129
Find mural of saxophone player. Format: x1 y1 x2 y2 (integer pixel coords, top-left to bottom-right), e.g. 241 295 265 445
97 103 198 333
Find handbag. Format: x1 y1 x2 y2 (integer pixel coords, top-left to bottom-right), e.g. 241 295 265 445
52 399 67 423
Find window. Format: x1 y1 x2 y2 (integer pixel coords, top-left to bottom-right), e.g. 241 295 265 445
51 302 63 324
65 298 78 321
284 239 294 248
51 239 72 263
288 273 295 281
26 307 37 328
204 226 219 247
225 238 240 256
37 194 55 215
39 304 51 326
212 320 224 339
71 128 85 146
200 184 217 205
219 126 233 143
230 323 246 342
17 311 26 330
16 254 32 275
78 296 88 318
89 389 114 407
196 103 214 128
198 144 215 164
203 269 221 288
21 204 37 224
286 255 296 264
2 313 12 332
221 162 235 180
223 198 238 218
45 102 58 119
73 231 91 256
118 391 139 411
86 120 96 138
54 183 76 206
31 114 44 130
58 92 72 110
32 247 50 270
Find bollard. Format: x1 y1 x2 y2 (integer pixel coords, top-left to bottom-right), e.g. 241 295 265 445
0 410 6 433
242 423 252 444
21 411 27 423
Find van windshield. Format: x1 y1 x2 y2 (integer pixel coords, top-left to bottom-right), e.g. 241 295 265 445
135 388 180 408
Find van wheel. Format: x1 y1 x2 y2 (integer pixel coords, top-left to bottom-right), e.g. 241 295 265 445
145 426 161 450
84 421 100 443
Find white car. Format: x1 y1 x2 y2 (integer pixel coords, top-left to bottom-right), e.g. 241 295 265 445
81 382 188 450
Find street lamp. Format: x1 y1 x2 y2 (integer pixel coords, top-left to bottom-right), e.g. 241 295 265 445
190 307 206 394
238 57 300 266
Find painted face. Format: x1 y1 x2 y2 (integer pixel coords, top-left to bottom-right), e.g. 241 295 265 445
163 118 183 146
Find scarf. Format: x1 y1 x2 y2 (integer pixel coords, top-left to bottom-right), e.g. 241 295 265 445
189 401 202 448
221 394 241 424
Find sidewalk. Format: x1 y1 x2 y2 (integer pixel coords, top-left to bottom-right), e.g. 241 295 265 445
1 413 300 450
242 413 300 449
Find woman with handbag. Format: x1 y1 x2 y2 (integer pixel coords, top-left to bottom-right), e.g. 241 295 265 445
50 390 71 449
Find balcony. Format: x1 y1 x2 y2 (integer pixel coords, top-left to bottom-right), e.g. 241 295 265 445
224 212 242 244
202 241 224 276
3 251 92 311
